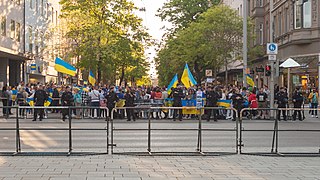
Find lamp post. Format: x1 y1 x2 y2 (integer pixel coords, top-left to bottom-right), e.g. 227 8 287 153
243 0 248 87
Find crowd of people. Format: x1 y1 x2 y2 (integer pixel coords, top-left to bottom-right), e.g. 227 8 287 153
0 81 319 122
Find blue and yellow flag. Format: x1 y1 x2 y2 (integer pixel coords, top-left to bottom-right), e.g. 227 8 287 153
11 89 18 101
167 74 178 94
246 74 255 87
26 97 34 107
181 63 197 89
44 97 52 107
88 70 96 85
54 57 77 76
30 64 36 71
217 100 232 108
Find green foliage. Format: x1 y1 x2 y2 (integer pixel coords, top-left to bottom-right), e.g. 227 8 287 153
156 5 249 86
157 0 221 34
59 0 151 84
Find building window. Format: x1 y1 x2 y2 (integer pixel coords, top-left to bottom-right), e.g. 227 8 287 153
28 26 33 53
295 0 312 29
285 8 288 33
51 7 54 23
259 23 263 45
55 10 58 25
36 0 38 13
10 20 15 39
46 3 50 19
1 16 6 36
303 0 311 28
278 12 282 35
258 0 263 7
30 0 33 9
35 29 39 56
16 22 20 42
41 0 44 16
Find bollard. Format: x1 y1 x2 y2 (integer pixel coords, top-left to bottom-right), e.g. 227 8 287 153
147 108 151 154
15 107 21 153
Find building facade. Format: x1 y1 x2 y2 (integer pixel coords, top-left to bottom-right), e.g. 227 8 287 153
25 0 62 84
0 0 27 87
223 0 320 94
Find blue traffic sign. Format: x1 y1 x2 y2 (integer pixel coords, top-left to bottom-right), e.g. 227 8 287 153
267 43 278 54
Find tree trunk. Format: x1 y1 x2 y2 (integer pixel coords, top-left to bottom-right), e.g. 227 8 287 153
119 66 125 86
225 58 228 86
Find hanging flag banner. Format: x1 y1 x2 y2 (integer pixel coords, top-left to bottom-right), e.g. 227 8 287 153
54 57 77 76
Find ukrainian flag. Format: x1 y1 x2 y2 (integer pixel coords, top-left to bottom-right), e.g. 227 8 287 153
26 97 34 107
11 89 18 101
44 97 52 107
181 63 197 89
88 70 96 85
167 74 178 94
246 74 255 87
217 100 232 108
30 64 37 71
54 57 77 76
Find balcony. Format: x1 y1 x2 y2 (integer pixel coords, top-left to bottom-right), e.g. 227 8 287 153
251 7 265 18
275 28 320 46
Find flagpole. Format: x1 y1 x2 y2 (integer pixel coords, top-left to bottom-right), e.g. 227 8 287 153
242 0 248 87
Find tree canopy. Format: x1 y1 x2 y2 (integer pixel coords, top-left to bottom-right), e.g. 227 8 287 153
156 5 251 86
59 0 152 85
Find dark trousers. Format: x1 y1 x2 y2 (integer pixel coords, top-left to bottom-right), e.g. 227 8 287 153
2 100 8 115
91 101 100 117
311 103 318 116
126 106 136 121
34 105 44 120
277 109 286 120
206 106 217 121
173 104 182 120
293 104 302 120
108 106 115 118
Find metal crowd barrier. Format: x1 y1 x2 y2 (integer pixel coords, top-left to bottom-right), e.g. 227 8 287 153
0 106 109 156
110 106 238 156
239 107 320 156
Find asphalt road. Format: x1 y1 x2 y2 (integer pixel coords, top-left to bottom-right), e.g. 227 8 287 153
1 111 320 155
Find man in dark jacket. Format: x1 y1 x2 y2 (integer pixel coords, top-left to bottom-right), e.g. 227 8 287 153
231 88 244 121
172 86 184 121
33 85 48 121
106 86 119 119
125 87 136 121
276 87 288 121
292 87 303 121
61 86 73 121
51 85 60 113
205 86 220 122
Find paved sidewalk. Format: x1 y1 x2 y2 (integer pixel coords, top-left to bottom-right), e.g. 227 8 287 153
0 154 320 180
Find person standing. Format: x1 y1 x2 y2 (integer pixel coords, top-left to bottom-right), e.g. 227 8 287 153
89 86 101 118
205 86 219 122
292 87 303 121
276 87 288 121
172 86 184 121
231 88 244 121
33 85 48 121
308 89 318 118
257 88 268 119
61 86 73 121
1 86 9 116
106 86 119 119
125 87 136 121
73 88 82 119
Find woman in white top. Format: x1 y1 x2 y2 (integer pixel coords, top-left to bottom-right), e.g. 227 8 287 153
89 86 101 118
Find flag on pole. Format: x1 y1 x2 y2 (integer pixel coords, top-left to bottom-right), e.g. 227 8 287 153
88 70 96 85
54 57 77 76
181 63 197 88
26 97 34 107
167 74 179 94
246 74 255 87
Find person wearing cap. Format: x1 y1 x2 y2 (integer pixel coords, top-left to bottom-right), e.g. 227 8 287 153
276 87 288 121
33 85 48 121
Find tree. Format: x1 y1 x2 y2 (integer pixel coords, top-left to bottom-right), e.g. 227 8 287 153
59 0 151 84
157 0 221 34
156 5 248 86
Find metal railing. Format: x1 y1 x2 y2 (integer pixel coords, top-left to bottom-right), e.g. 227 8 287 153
0 106 109 156
110 106 238 156
239 107 320 156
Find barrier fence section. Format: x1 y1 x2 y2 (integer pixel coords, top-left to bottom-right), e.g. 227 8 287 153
110 106 238 155
239 108 320 156
0 106 109 156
